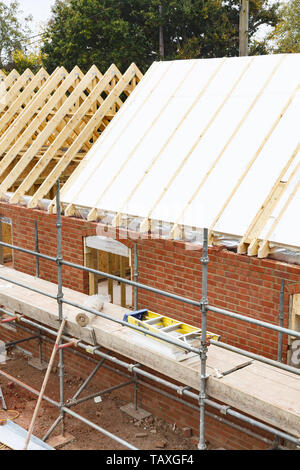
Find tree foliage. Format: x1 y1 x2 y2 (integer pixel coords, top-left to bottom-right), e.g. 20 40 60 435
41 0 279 73
267 0 300 53
0 0 32 70
12 49 46 74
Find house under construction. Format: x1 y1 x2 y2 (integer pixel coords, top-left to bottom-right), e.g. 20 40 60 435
0 54 299 450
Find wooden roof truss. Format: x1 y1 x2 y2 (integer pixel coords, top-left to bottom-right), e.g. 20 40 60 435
0 63 143 205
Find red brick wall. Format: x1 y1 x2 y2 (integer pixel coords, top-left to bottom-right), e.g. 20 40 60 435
0 200 298 360
0 202 96 293
135 238 298 361
0 202 299 449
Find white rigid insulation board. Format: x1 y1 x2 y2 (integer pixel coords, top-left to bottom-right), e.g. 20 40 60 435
60 53 300 253
0 419 54 450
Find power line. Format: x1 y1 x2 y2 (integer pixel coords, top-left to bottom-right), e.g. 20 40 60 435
18 9 104 45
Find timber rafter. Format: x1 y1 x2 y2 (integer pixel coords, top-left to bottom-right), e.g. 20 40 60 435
0 63 143 206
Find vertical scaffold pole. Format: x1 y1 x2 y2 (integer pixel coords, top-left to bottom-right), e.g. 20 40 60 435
56 179 65 435
134 243 138 310
277 279 285 363
198 228 209 450
34 220 40 278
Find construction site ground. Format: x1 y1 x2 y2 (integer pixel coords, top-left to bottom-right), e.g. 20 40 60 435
0 349 200 451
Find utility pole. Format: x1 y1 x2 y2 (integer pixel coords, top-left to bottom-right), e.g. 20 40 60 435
239 0 249 56
159 4 165 60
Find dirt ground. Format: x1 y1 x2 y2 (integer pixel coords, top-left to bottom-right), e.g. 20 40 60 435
0 349 200 451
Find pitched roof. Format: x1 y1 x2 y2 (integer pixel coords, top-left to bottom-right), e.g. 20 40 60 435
59 54 300 257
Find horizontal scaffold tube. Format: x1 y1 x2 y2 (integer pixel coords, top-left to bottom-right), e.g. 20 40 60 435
0 368 59 408
1 310 299 447
0 275 199 353
62 407 138 450
208 304 300 339
1 239 299 340
210 339 300 376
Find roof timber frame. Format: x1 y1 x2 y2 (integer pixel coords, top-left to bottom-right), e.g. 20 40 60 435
0 68 49 136
0 69 34 115
0 63 143 205
58 54 300 259
0 69 20 91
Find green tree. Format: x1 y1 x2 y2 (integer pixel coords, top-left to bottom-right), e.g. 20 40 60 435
267 0 300 53
12 49 46 74
0 0 32 70
42 0 153 73
41 0 279 73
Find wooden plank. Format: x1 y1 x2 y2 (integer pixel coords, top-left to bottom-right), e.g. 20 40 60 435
24 319 66 450
120 256 126 307
49 62 146 216
85 246 98 296
291 294 300 337
92 61 199 227
11 65 114 205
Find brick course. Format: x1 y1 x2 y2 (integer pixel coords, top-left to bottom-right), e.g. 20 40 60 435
0 200 299 449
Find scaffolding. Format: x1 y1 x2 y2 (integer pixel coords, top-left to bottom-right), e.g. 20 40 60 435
0 181 300 450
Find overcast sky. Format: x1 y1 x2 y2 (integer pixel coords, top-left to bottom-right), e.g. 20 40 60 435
3 0 56 36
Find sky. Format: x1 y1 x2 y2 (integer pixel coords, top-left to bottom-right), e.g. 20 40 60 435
3 0 56 36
